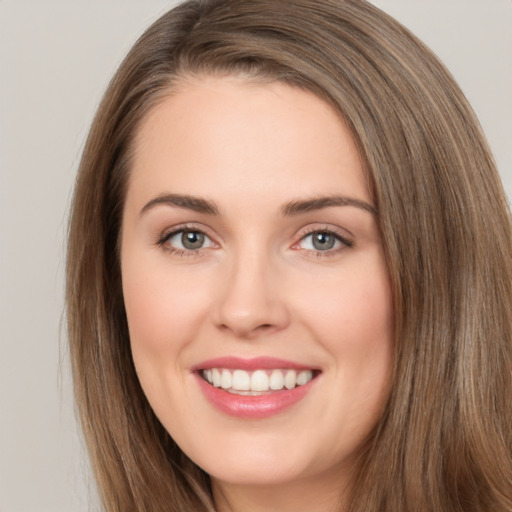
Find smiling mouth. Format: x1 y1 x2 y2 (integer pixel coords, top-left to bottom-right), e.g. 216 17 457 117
200 368 319 395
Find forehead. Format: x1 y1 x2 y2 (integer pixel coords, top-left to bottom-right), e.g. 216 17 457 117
127 76 370 209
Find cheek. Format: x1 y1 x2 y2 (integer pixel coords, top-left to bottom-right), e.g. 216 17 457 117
122 261 213 356
121 259 214 423
294 255 394 421
297 260 393 353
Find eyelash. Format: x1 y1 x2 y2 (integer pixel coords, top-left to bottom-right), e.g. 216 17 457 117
156 225 354 258
156 224 216 258
293 227 353 257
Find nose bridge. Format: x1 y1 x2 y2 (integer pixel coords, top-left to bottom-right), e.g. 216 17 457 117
215 242 289 338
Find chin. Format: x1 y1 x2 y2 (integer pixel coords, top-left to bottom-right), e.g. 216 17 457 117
205 458 311 487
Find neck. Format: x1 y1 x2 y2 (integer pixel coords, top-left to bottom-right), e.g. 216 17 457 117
212 469 350 512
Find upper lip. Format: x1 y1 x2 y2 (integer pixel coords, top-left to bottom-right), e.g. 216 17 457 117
191 356 320 372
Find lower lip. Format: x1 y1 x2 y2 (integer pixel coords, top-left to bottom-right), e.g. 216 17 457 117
194 373 317 419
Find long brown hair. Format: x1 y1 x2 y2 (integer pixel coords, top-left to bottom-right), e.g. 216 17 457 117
66 1 512 510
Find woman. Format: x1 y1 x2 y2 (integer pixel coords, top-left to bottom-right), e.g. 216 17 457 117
66 0 512 510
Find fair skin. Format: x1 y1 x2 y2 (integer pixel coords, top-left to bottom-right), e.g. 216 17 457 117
121 76 393 512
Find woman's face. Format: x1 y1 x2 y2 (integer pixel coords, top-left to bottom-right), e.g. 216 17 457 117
121 76 393 494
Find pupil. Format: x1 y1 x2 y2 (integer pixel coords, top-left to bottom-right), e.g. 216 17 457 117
313 232 335 250
182 231 204 249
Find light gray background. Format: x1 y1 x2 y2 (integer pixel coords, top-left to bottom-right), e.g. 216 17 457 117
1 1 511 511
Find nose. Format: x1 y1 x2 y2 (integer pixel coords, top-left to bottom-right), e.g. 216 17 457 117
213 250 290 339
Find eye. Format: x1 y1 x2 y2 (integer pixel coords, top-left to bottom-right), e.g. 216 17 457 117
295 229 353 253
302 232 338 251
162 229 215 252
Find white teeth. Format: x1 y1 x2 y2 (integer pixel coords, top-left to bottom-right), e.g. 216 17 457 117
251 370 269 391
269 369 285 390
202 368 315 392
212 368 221 387
297 370 313 386
220 369 232 389
232 369 251 391
284 370 297 390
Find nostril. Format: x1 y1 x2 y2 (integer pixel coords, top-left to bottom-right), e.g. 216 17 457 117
217 321 281 340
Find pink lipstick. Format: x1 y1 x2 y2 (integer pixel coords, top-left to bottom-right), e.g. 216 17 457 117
192 357 320 419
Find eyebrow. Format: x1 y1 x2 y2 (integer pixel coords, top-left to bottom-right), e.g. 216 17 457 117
282 195 377 216
140 193 220 216
139 193 377 217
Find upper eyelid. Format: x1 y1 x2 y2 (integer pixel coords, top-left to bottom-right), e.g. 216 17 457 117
296 224 354 242
159 223 215 241
156 226 217 256
155 226 216 254
156 223 354 250
297 231 352 249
